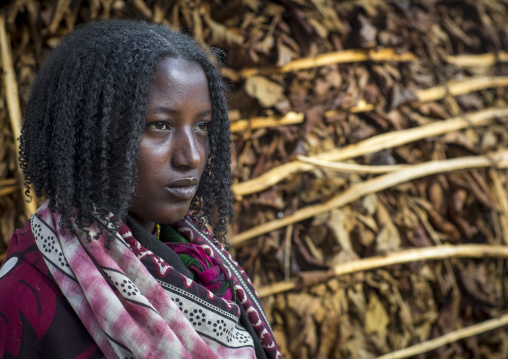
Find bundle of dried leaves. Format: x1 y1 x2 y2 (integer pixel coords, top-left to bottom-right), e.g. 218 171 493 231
1 1 508 358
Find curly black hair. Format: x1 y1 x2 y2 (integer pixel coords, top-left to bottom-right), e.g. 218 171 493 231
19 19 234 244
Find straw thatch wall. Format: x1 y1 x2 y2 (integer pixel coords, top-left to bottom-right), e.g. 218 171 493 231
1 1 508 358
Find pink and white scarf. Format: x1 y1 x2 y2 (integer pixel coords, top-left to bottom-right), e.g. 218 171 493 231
32 201 282 358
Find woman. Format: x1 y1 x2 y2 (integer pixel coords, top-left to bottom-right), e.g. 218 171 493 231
0 20 281 359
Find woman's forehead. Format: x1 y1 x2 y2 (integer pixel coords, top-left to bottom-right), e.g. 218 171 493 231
147 58 211 110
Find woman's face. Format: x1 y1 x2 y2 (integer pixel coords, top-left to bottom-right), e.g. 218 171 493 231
129 57 211 232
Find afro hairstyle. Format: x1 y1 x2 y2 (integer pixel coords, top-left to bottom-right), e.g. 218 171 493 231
19 19 234 244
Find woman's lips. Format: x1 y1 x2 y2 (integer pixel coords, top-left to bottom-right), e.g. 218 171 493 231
165 185 197 200
166 178 198 200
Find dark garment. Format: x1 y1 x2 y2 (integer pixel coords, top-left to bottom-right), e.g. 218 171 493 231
0 221 103 359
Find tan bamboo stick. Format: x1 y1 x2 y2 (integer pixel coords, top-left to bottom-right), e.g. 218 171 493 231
417 76 508 103
239 49 508 77
231 150 508 246
338 76 508 114
232 107 508 197
324 100 375 117
446 51 508 67
0 185 18 197
239 48 417 77
375 312 508 359
235 47 508 78
0 15 22 157
0 178 17 187
258 280 298 297
230 75 508 134
315 107 508 163
232 160 313 198
0 14 37 217
257 279 298 297
257 244 508 297
0 252 5 263
230 111 304 133
229 103 371 133
296 155 405 173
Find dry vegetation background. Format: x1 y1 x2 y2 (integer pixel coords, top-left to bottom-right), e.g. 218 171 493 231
1 0 508 358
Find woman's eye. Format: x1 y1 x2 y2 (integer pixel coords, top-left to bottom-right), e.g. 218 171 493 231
147 121 170 130
196 122 209 131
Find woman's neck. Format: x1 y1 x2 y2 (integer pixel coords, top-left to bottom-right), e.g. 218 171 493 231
127 212 156 234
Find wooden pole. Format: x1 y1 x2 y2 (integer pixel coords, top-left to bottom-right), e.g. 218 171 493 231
229 75 508 134
0 14 37 217
257 244 508 297
375 312 508 359
230 111 304 133
232 107 508 196
238 48 417 77
446 51 508 67
232 150 508 246
417 76 508 103
296 155 405 174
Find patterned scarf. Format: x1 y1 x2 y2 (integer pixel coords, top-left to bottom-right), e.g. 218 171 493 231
32 201 282 359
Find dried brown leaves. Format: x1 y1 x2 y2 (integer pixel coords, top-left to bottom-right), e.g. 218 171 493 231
2 0 508 357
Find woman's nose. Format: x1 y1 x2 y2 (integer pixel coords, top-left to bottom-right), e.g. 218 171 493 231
172 128 202 170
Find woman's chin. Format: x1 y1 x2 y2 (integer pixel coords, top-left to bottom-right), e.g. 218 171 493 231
159 203 192 225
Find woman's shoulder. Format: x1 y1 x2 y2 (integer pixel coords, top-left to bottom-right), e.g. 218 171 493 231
0 219 54 301
0 221 102 359
0 221 58 321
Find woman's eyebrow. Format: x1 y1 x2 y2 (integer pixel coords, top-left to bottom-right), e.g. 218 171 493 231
147 106 178 114
198 109 213 117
